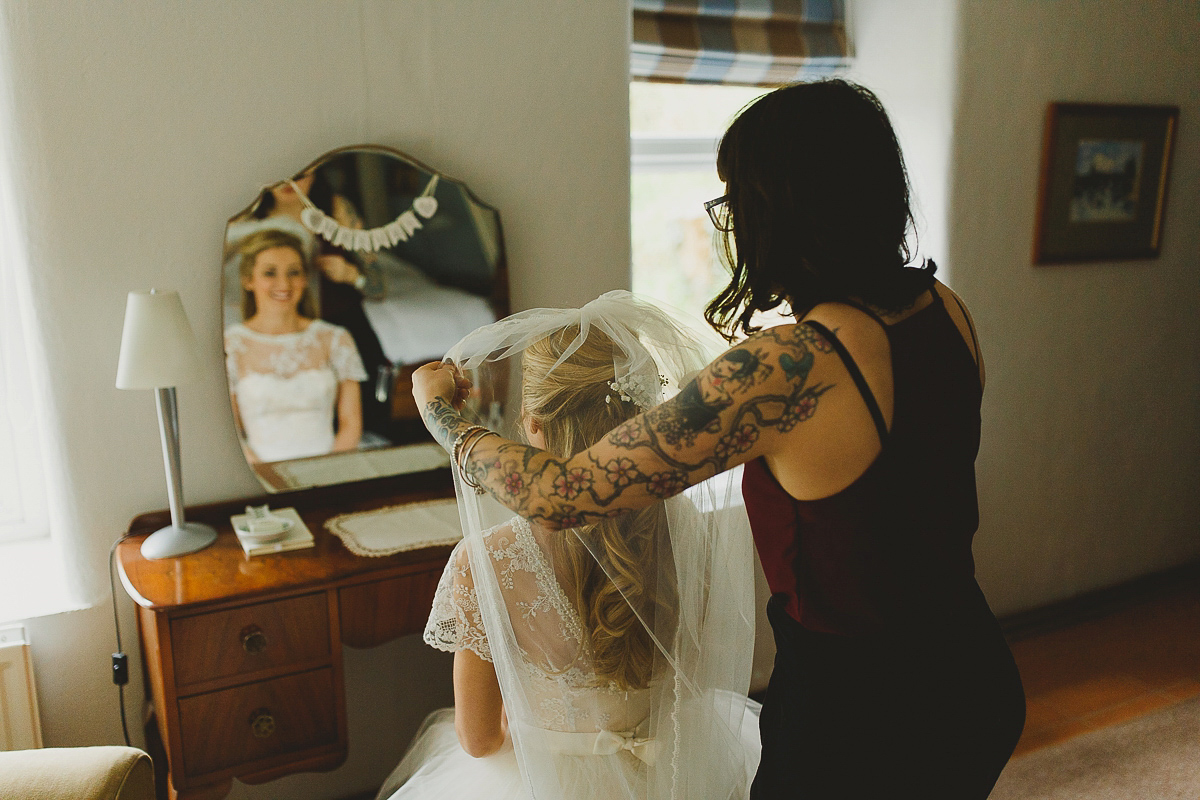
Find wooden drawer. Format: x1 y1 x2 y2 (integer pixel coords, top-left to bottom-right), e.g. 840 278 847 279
171 593 330 689
339 571 441 648
177 667 339 777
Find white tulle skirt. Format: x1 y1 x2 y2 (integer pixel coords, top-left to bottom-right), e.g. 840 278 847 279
377 709 524 800
377 702 762 800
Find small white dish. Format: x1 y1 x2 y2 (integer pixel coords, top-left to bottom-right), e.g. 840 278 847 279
234 517 294 543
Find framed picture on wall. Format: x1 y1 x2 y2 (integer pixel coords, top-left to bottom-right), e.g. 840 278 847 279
1033 102 1179 264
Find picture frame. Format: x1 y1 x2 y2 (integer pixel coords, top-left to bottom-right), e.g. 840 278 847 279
1033 102 1179 265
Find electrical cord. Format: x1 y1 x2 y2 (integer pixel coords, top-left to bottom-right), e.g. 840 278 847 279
108 535 132 747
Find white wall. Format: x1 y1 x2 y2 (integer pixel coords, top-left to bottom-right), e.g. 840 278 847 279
949 0 1200 613
5 2 630 798
845 0 960 277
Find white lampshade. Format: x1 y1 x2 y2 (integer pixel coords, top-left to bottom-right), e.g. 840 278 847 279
115 290 203 389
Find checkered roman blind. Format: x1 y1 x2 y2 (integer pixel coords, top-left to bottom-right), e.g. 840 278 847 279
631 1 851 87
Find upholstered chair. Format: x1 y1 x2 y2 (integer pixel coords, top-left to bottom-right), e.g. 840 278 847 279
0 746 154 800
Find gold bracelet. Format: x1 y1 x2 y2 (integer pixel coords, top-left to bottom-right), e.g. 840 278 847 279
458 431 496 495
450 424 488 468
456 428 490 470
459 430 496 470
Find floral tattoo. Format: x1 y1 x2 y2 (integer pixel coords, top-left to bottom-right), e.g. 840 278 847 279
422 323 836 529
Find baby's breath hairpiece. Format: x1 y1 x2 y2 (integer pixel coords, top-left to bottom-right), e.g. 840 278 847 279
605 374 669 409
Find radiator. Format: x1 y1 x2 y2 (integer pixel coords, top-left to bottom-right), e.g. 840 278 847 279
0 624 42 750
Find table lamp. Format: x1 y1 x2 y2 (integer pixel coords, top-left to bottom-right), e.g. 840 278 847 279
116 290 217 559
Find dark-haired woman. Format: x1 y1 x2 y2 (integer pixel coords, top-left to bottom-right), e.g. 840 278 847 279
412 78 1025 798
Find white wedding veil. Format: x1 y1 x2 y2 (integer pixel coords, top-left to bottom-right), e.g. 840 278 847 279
442 291 760 799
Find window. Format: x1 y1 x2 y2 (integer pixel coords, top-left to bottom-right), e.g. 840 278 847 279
631 82 800 333
630 82 762 321
628 0 851 329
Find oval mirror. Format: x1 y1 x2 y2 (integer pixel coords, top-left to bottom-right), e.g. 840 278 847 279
222 145 507 492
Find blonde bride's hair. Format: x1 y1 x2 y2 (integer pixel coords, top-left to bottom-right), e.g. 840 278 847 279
522 326 673 691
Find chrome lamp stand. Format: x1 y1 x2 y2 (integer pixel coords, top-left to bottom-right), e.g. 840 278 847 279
139 387 217 560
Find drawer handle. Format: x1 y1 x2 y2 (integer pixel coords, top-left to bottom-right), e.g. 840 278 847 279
249 708 276 739
241 626 268 654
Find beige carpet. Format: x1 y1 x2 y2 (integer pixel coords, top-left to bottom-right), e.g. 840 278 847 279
989 695 1200 799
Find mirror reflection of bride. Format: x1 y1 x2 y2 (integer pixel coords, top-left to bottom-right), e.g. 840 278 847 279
376 294 761 800
224 230 367 463
227 169 393 438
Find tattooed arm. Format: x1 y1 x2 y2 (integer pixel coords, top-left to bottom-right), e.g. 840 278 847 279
413 323 838 530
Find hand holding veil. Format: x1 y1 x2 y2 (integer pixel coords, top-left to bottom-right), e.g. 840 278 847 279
423 291 761 799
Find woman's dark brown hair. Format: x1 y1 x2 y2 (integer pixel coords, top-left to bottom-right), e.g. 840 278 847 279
252 168 336 219
706 79 936 340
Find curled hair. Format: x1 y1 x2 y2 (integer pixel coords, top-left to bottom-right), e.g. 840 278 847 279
706 79 936 340
522 327 673 690
236 229 317 320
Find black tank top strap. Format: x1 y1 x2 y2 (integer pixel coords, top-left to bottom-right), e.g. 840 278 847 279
802 320 889 447
943 289 980 364
845 289 943 322
838 298 888 326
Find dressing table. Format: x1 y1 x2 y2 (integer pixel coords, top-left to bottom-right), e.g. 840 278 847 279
117 470 457 800
116 143 505 798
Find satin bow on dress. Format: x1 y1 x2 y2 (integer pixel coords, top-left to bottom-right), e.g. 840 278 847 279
539 727 660 766
591 730 659 765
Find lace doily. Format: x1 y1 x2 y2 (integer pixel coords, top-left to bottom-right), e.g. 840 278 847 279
325 497 462 557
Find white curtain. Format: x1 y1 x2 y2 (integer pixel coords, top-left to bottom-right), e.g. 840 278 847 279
0 21 92 615
0 221 47 545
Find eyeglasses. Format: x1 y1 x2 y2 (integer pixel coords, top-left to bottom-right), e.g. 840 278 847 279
704 194 733 232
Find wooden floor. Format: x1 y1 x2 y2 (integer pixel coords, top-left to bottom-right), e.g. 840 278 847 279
1006 574 1200 756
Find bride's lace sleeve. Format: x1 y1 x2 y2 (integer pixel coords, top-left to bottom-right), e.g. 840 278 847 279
328 324 369 383
224 327 245 392
423 539 491 662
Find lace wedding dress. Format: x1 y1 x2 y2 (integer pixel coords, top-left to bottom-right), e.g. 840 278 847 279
377 515 761 800
224 320 367 462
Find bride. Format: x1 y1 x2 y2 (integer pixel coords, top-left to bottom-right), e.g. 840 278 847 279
225 229 367 463
378 293 761 800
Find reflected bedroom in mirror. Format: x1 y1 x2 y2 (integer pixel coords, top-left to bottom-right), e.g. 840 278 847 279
222 145 508 492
